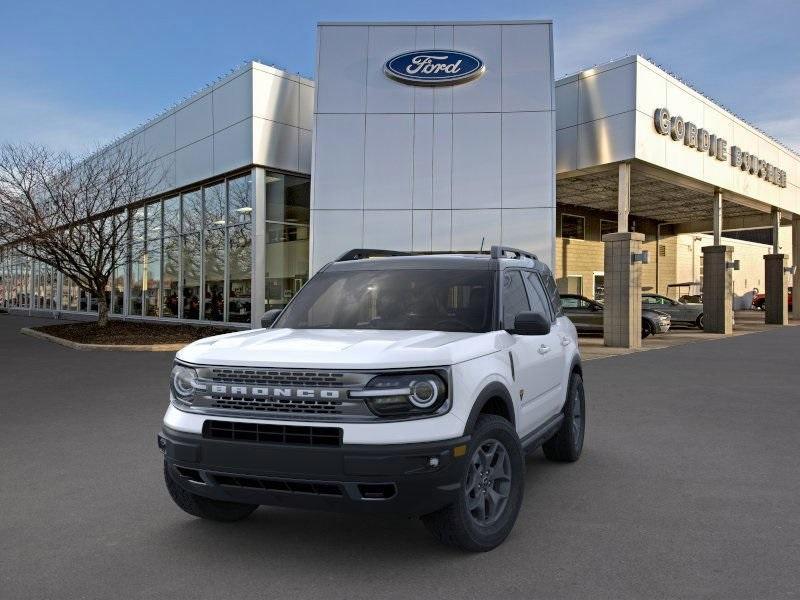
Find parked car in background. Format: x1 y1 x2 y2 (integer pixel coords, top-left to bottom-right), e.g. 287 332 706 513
642 293 705 329
752 287 793 311
560 294 670 338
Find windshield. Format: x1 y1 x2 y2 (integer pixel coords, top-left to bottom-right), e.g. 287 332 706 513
274 269 495 332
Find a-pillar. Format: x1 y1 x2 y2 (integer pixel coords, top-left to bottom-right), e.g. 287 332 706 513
602 232 644 348
792 215 800 321
701 246 734 334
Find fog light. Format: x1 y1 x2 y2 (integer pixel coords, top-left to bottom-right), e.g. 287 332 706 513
428 457 439 468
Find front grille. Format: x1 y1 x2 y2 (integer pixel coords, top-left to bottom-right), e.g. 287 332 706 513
211 474 343 497
209 395 344 415
203 420 342 447
208 368 348 387
188 367 376 421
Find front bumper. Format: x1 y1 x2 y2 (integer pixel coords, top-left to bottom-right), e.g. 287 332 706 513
159 425 470 516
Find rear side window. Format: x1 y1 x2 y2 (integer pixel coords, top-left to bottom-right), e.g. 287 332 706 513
523 272 553 320
502 271 530 329
541 271 563 317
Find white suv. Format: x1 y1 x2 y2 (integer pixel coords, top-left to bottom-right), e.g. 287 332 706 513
160 246 585 551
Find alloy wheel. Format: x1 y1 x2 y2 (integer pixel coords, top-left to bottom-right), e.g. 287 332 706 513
465 439 512 526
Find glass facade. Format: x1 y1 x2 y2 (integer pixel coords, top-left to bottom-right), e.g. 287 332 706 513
0 169 310 326
265 173 310 312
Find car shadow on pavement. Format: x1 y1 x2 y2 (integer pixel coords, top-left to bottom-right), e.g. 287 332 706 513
150 450 572 564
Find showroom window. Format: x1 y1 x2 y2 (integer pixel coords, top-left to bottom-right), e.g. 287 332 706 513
265 173 310 312
594 273 605 302
144 201 162 317
561 214 585 240
1 168 308 326
112 264 124 315
600 219 616 238
162 236 179 318
557 275 583 296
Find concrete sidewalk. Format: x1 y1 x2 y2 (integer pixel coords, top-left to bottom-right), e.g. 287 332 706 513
579 310 798 360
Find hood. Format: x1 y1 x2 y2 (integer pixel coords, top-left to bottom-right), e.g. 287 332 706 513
177 328 502 369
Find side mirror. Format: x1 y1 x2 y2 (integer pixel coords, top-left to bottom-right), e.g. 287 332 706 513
511 311 551 336
260 309 282 329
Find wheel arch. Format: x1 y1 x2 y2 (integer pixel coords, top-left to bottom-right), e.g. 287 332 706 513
463 381 516 434
569 355 583 378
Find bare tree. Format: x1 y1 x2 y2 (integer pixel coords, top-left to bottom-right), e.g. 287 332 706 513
0 142 163 326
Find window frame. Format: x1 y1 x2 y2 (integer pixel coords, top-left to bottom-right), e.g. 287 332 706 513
560 213 586 241
599 219 617 238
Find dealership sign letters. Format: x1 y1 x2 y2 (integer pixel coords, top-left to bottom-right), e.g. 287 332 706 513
654 108 787 188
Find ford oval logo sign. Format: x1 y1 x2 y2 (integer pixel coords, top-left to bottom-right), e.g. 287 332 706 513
384 50 485 86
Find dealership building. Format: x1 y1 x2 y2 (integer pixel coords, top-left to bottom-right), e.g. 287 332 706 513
2 20 799 346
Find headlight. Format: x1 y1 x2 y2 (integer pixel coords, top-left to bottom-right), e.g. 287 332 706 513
350 372 449 418
170 363 198 406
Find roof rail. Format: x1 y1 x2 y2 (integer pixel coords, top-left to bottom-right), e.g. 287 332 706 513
334 248 411 262
489 245 538 261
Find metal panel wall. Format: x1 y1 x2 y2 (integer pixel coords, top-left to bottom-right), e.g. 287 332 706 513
633 58 800 215
93 62 313 199
312 21 557 270
555 55 800 217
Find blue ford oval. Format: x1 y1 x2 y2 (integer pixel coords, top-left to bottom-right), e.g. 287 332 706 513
384 50 485 86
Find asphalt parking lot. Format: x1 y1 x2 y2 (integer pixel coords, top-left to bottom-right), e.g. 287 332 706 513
2 313 799 599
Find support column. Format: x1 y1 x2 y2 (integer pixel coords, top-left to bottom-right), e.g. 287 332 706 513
251 167 267 329
793 216 800 321
712 189 723 246
764 253 788 325
771 208 781 254
602 232 644 348
701 246 734 334
763 208 788 325
617 162 631 233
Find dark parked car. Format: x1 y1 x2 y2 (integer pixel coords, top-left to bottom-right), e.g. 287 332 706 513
642 293 704 328
560 293 670 338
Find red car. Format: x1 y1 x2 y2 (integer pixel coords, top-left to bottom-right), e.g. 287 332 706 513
752 287 793 311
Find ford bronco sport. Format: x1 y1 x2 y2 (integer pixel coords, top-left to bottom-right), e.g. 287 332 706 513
159 246 585 551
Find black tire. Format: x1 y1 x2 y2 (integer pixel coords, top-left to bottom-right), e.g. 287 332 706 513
696 314 704 330
641 319 655 339
164 461 258 522
542 372 586 463
421 415 524 552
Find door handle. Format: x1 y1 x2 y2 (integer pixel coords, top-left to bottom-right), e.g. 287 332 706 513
538 344 551 355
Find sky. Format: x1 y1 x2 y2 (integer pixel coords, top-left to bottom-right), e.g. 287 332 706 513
1 0 798 154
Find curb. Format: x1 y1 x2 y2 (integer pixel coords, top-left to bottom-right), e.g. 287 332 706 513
20 327 186 352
